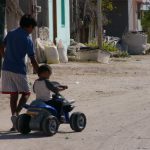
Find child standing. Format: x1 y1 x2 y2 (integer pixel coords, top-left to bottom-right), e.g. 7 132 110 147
0 14 39 131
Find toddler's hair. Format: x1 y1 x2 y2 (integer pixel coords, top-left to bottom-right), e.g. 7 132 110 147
38 65 52 76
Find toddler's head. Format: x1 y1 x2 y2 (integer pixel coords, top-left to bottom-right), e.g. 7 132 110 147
38 65 52 79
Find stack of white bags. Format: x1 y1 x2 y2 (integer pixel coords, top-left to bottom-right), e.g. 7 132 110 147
36 27 68 64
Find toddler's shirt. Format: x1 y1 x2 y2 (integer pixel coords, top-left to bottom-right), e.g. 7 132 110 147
33 79 57 101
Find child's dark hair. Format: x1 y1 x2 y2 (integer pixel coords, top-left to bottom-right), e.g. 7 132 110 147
20 14 37 28
38 65 52 76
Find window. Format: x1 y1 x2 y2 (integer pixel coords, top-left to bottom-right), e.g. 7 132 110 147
61 0 65 26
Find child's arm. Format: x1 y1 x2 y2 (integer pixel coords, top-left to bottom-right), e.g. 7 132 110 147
30 57 39 73
56 85 68 92
0 33 8 57
0 44 5 57
45 80 67 94
58 85 68 90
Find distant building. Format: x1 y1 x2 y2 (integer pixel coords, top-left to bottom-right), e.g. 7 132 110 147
105 0 150 38
140 0 150 10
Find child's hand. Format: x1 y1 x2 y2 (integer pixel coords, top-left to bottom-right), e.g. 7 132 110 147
60 85 68 89
63 85 68 89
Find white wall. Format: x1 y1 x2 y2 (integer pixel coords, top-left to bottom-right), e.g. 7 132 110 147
48 0 70 51
128 0 142 31
56 0 70 51
128 0 134 31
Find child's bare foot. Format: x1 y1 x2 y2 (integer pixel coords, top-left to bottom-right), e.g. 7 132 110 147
10 115 18 131
9 127 16 132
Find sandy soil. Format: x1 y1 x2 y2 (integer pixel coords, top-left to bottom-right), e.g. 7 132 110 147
1 55 150 150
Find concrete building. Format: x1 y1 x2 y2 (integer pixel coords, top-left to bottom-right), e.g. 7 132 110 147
48 0 70 50
20 0 70 50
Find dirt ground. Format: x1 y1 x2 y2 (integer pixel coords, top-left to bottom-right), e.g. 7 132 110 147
1 55 150 150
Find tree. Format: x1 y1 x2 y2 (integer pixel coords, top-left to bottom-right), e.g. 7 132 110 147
102 0 113 13
97 0 114 49
97 0 103 49
142 10 150 42
70 0 114 43
142 10 150 29
6 0 23 31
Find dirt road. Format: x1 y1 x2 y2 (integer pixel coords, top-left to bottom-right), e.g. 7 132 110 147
1 56 150 150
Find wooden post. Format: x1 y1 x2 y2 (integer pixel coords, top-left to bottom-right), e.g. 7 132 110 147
97 0 103 49
0 0 6 43
31 0 39 72
31 0 38 43
0 0 6 76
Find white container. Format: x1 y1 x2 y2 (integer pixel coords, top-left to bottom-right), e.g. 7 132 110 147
57 40 68 63
45 45 60 64
77 50 98 61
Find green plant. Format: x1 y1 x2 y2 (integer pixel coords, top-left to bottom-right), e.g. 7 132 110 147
85 41 99 49
142 10 150 43
102 42 118 52
142 10 150 29
85 41 118 52
85 41 129 58
113 51 129 58
102 0 114 12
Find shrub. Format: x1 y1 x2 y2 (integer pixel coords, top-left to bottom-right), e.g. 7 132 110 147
85 41 99 49
85 41 118 52
85 41 129 58
102 42 118 52
113 51 129 58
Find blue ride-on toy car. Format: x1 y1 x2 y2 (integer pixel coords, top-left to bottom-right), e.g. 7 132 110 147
15 84 86 136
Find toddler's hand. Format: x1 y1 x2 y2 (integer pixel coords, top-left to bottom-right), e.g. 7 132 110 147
60 85 68 89
64 86 68 89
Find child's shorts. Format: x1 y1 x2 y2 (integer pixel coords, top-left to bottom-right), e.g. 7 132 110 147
1 70 30 95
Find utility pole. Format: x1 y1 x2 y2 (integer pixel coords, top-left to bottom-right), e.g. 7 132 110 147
97 0 103 50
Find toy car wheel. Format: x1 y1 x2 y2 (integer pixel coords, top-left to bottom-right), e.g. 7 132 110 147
42 116 59 136
70 112 86 132
17 114 31 134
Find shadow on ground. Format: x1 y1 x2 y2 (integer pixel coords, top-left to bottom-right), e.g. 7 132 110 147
0 130 75 140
